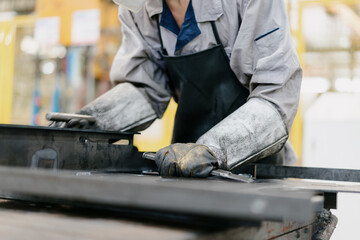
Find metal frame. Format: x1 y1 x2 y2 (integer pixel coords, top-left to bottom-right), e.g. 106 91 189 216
0 124 157 172
254 164 360 183
0 166 323 223
2 124 360 229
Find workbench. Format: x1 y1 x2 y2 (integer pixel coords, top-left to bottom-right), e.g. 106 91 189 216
0 166 342 240
0 124 356 239
1 198 336 240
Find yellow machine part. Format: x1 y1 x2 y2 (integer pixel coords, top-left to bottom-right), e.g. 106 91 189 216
0 16 36 124
0 16 35 124
94 1 122 80
36 0 101 46
0 21 15 124
134 100 177 152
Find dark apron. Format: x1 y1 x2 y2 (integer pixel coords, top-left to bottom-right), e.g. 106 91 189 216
158 21 284 165
158 21 249 143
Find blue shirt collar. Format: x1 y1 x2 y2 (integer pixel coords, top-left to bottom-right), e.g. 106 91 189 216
160 0 201 52
160 0 180 35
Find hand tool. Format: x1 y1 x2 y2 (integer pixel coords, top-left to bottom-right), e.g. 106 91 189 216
46 112 97 128
46 112 97 124
142 152 254 183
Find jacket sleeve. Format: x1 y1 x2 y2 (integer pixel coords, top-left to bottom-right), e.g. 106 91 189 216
110 7 172 118
79 7 172 132
196 0 302 170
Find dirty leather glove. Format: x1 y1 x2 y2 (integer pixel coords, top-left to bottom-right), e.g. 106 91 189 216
49 118 98 129
49 83 157 132
64 118 98 129
155 143 218 178
47 112 98 130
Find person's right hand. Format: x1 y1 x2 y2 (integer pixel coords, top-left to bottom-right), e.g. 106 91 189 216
155 143 219 178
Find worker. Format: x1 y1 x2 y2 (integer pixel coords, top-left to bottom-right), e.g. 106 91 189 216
71 0 302 178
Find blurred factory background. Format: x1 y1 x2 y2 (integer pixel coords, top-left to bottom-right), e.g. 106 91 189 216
0 0 360 238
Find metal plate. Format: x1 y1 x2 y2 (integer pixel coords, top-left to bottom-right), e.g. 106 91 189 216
0 124 156 172
254 164 360 183
268 179 360 194
0 166 323 223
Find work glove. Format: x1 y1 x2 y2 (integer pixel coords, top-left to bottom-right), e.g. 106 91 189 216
64 118 98 129
47 112 99 130
155 143 219 178
48 83 157 132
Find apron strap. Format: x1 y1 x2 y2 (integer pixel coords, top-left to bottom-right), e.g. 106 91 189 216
156 15 168 55
210 21 222 46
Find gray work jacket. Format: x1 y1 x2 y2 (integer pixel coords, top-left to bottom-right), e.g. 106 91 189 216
110 0 302 130
109 0 302 166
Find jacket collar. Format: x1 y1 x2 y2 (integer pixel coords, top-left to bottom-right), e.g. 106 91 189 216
145 0 223 22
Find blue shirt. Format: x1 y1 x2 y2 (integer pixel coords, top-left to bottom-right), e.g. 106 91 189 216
160 0 201 52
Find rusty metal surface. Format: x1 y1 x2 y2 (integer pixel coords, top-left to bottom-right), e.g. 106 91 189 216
312 210 338 240
201 210 336 240
197 221 315 240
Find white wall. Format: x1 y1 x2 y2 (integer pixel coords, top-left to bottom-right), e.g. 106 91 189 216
303 93 360 239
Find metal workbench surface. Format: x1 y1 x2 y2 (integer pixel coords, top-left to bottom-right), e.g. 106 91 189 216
0 166 323 224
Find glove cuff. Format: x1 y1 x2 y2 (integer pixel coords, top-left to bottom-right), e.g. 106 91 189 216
206 145 227 169
79 82 157 132
196 98 288 170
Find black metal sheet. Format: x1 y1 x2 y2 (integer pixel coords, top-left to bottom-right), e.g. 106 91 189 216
0 167 323 223
269 179 360 194
254 164 360 183
0 124 157 172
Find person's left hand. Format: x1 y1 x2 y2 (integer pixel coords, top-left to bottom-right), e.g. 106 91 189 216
155 143 218 178
47 112 99 129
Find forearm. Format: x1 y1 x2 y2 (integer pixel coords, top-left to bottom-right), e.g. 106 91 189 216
79 82 157 132
196 98 288 170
